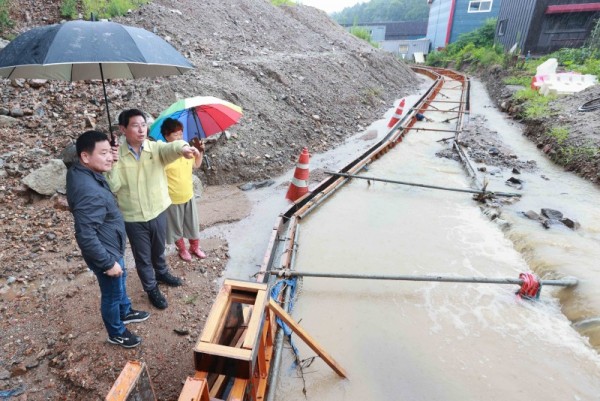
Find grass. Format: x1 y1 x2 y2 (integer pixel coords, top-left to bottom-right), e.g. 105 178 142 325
79 0 150 20
556 145 599 165
350 26 379 48
60 0 78 19
547 126 569 144
0 0 13 33
503 75 531 87
271 0 296 5
512 88 555 119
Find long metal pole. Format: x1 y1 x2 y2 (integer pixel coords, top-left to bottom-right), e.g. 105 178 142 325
99 64 115 145
326 171 521 198
269 270 578 287
265 223 301 401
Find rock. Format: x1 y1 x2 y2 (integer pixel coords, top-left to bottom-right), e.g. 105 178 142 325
541 208 563 220
560 218 580 230
0 115 19 127
239 182 254 191
253 179 275 189
192 175 204 198
522 210 540 220
10 363 27 377
360 130 378 140
0 369 10 380
51 194 70 211
10 108 24 117
505 177 523 190
542 219 561 229
512 167 520 174
173 328 190 336
29 79 48 88
488 147 499 156
60 144 77 168
84 115 96 128
22 159 67 196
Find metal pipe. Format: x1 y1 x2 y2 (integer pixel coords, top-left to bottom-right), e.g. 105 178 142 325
269 270 578 287
325 171 521 198
99 64 115 144
265 223 301 401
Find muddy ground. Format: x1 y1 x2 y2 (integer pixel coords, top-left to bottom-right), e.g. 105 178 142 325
2 1 600 400
0 0 418 399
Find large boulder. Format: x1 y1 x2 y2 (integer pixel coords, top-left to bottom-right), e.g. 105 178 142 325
22 159 67 196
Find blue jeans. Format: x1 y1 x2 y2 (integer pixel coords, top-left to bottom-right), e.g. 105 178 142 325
93 258 132 337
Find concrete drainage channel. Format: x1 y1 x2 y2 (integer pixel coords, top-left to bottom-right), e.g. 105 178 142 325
105 67 487 400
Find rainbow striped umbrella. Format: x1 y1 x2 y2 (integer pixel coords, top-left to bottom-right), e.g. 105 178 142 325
150 96 243 142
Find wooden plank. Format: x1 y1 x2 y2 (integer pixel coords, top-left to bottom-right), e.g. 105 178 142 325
194 344 252 379
230 291 256 305
242 290 267 350
208 328 248 399
196 342 252 361
224 279 267 292
226 379 248 401
105 361 157 401
200 285 232 343
267 299 347 378
208 375 227 399
177 377 210 401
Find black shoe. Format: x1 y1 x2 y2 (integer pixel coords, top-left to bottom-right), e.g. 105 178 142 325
147 286 168 309
107 328 141 348
156 271 183 287
121 309 150 325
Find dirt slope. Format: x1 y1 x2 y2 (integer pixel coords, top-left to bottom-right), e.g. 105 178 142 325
482 66 600 185
0 1 418 399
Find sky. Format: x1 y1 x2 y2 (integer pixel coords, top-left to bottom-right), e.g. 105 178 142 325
298 0 365 14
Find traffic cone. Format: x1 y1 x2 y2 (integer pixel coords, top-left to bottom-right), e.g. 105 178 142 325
286 147 310 202
387 98 406 128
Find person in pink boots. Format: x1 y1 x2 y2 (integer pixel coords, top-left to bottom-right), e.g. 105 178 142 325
161 118 207 261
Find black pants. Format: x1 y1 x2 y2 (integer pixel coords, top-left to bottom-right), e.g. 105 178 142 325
125 211 169 292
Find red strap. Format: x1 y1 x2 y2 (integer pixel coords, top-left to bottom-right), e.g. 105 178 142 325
517 272 541 299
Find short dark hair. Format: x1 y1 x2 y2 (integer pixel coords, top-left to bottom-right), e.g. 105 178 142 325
160 118 184 137
76 130 110 157
118 109 146 127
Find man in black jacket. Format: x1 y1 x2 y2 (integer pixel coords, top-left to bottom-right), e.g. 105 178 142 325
66 130 149 348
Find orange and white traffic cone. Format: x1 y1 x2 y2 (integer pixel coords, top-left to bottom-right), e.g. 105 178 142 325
285 147 310 202
387 98 406 128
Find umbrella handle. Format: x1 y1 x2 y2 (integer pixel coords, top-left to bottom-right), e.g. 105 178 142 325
99 64 116 145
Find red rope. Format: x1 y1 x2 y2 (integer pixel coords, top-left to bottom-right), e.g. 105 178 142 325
516 272 541 300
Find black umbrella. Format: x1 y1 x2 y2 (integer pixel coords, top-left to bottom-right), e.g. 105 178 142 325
0 20 194 142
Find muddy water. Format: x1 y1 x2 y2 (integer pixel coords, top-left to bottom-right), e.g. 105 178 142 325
273 80 600 400
468 79 600 346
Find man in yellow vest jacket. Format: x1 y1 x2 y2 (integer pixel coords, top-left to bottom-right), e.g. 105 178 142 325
105 109 200 310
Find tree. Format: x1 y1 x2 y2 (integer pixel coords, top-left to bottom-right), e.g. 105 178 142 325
332 0 428 24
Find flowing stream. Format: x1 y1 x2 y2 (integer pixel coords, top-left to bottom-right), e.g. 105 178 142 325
264 79 600 400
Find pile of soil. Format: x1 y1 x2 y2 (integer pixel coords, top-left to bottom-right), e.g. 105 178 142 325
0 0 418 399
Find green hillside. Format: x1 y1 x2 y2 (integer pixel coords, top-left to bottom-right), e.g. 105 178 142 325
332 0 429 24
